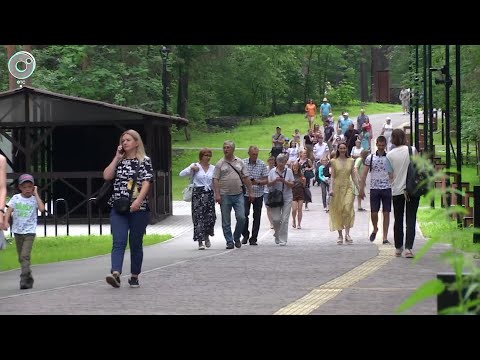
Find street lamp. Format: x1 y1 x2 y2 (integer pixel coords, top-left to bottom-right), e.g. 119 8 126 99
161 46 170 114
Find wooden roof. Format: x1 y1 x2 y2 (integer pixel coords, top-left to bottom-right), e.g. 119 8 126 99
0 86 188 126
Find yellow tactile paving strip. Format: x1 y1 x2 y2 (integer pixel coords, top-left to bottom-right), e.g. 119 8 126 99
275 213 396 315
274 252 394 315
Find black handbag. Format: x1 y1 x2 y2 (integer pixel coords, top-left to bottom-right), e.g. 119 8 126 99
113 197 131 214
267 189 284 208
267 170 286 207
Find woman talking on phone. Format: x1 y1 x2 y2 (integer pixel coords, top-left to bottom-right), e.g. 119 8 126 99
103 129 153 288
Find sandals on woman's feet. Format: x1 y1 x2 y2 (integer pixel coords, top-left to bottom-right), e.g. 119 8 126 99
297 225 302 229
292 222 296 228
337 236 343 245
345 235 353 244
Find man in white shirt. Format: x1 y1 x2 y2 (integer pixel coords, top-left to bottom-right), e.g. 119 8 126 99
386 129 419 258
313 135 329 185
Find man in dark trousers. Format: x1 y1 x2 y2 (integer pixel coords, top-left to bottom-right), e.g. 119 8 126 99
271 126 285 160
344 123 360 155
242 146 269 245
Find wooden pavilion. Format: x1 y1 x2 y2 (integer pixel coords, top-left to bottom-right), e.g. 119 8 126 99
0 86 188 223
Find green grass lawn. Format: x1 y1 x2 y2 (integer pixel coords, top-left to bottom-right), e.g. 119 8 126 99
418 163 480 254
0 234 171 271
417 207 480 254
172 103 402 200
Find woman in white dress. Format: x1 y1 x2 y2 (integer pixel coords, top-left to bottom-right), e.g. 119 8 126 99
381 117 393 151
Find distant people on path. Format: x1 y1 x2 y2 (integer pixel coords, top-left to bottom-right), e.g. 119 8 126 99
323 116 335 151
359 136 393 245
353 150 369 212
267 154 294 245
399 87 410 115
286 140 300 166
290 161 306 229
271 126 285 160
345 123 360 156
292 128 301 146
311 123 321 148
179 148 216 250
297 149 314 208
361 117 373 150
263 156 275 229
264 156 276 229
338 112 353 135
350 139 363 160
312 134 328 185
381 117 393 151
242 146 269 246
103 129 153 288
320 98 332 122
356 109 369 130
317 157 330 212
4 174 45 290
213 140 254 250
386 129 419 258
332 128 345 152
303 129 314 162
305 99 317 131
329 142 360 245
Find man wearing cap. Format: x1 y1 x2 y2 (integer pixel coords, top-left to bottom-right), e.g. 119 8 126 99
271 126 285 160
320 98 332 122
357 109 369 130
338 112 353 135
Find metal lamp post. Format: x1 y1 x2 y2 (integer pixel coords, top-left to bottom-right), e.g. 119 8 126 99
161 46 170 115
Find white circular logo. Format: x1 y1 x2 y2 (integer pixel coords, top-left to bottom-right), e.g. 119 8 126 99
8 51 36 80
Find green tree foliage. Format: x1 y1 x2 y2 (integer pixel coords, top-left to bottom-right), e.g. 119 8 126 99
6 44 466 132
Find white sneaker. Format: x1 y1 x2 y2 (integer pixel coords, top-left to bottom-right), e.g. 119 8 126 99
279 241 287 246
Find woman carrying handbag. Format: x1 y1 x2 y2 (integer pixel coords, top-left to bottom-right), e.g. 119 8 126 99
179 148 216 250
267 154 294 246
103 129 153 288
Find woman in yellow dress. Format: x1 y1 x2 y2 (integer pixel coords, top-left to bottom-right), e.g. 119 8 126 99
329 142 360 245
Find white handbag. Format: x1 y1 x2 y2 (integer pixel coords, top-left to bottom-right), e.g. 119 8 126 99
182 170 195 202
182 183 194 202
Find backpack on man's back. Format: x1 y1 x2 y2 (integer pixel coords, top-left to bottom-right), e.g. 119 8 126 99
405 146 434 198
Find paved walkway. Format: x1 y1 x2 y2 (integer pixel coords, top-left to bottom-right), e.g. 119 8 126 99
0 112 453 314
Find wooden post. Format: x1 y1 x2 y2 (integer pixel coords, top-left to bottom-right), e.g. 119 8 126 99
474 185 480 243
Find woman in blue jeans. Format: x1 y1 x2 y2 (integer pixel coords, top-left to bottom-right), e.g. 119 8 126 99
103 129 153 288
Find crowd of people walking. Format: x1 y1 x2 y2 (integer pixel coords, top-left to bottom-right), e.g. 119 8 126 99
177 101 421 268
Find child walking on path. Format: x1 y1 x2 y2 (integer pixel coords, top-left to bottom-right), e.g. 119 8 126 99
4 174 45 290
